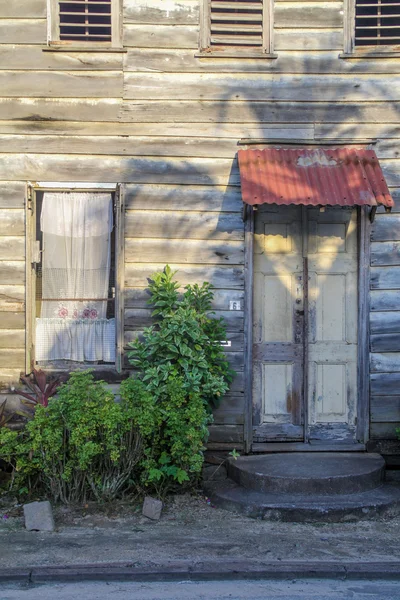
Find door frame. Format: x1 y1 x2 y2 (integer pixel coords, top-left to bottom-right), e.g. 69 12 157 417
243 204 371 453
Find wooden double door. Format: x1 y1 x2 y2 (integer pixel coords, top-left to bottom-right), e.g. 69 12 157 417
253 205 358 444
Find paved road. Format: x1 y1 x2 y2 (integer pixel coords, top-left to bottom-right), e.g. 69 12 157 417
1 579 400 600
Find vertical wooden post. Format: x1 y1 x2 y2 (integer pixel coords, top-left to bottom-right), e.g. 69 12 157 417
243 205 254 454
115 183 125 373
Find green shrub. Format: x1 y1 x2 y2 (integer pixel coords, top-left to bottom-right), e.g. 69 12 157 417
127 265 235 412
0 371 144 503
120 375 211 496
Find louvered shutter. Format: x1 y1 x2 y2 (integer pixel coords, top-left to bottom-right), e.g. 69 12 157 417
209 0 264 48
58 0 112 42
355 0 400 46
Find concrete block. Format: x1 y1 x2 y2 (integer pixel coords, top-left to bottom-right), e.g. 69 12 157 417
23 501 55 532
142 496 163 521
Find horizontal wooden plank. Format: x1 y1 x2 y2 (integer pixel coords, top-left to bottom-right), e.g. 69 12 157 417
123 24 198 48
0 348 24 368
125 238 244 264
0 120 314 140
0 45 124 70
0 261 25 285
124 184 243 212
388 189 400 213
0 19 46 44
125 211 243 241
0 312 25 329
371 242 400 266
371 353 400 373
370 312 400 334
0 155 238 186
0 0 45 18
0 71 123 98
371 396 400 423
380 161 400 188
124 287 244 310
316 124 400 139
119 101 400 124
367 439 400 455
0 135 239 158
0 369 23 390
275 30 343 50
208 424 243 444
371 334 400 353
125 265 244 290
0 237 24 260
275 2 342 28
371 373 400 396
0 329 25 349
370 422 400 439
124 309 243 331
124 49 400 75
124 73 400 102
0 285 24 312
124 0 199 24
0 209 24 235
370 267 400 290
0 98 121 122
370 290 400 312
0 182 25 208
372 215 400 242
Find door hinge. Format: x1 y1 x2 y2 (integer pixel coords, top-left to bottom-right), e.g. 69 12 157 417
27 185 33 211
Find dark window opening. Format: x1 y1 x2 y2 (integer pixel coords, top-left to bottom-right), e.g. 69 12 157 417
59 0 112 42
355 0 400 46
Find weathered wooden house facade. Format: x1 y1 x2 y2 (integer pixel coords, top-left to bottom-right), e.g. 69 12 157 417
1 0 400 460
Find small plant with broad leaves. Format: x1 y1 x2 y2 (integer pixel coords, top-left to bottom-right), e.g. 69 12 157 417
16 368 62 409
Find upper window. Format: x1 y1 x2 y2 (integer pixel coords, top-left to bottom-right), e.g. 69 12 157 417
345 0 400 53
48 0 122 47
199 0 273 56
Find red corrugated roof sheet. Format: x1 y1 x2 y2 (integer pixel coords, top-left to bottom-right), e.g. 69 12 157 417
238 147 394 208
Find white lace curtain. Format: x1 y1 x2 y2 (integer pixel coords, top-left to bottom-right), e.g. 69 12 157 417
36 192 115 363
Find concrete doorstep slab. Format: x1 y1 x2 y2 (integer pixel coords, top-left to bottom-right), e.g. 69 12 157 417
1 560 400 584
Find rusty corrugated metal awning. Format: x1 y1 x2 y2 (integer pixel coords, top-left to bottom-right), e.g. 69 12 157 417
238 147 394 208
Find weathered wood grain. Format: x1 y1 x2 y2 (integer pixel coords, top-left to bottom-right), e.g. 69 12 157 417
370 422 400 439
0 349 24 368
0 285 24 312
125 211 243 241
0 182 25 208
371 242 400 266
0 155 239 186
0 237 24 260
0 45 124 70
370 312 400 334
371 353 400 373
370 267 400 290
0 329 24 349
0 262 25 285
316 124 400 138
124 287 244 310
0 71 123 98
0 135 239 158
0 19 46 44
371 373 400 395
371 215 400 241
371 396 400 422
0 210 24 236
123 24 198 48
0 0 45 18
371 289 400 312
124 307 243 330
124 0 199 24
124 73 400 102
0 369 23 390
275 30 342 50
0 99 121 122
125 264 244 290
388 189 400 212
0 312 24 329
275 2 342 28
208 424 243 443
124 49 400 75
371 334 400 353
125 238 244 264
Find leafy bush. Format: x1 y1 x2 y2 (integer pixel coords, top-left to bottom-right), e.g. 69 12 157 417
120 375 211 496
0 371 144 503
127 265 235 411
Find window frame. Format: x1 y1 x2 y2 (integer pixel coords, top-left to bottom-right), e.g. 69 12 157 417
343 0 400 56
25 183 125 375
47 0 123 49
198 0 275 58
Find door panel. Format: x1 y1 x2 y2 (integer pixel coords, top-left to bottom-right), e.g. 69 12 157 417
253 206 358 445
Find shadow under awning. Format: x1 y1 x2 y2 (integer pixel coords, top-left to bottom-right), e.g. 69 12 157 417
238 147 394 209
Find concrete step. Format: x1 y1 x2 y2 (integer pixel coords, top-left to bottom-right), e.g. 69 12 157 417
227 453 385 496
204 477 400 523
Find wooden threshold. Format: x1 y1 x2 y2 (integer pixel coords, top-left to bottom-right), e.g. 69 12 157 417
252 442 366 453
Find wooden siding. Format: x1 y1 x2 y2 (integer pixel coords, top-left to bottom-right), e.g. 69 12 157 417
0 0 400 446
